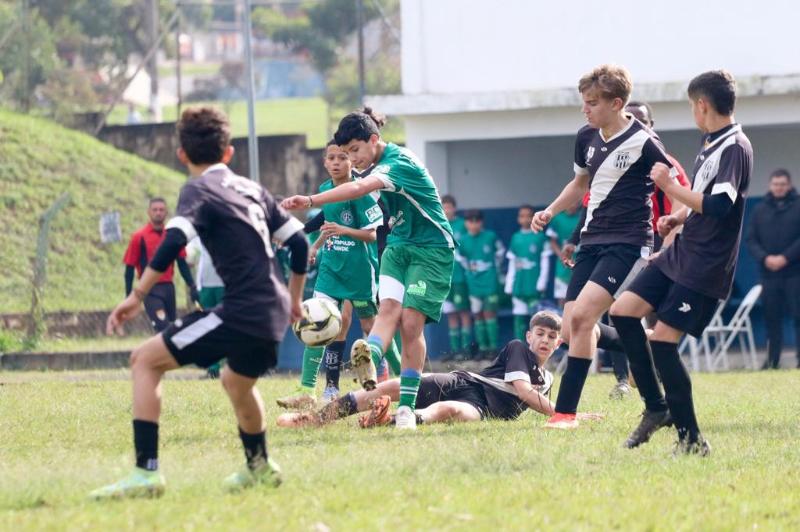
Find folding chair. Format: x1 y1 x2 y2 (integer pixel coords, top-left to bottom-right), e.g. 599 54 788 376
678 300 726 371
702 284 762 371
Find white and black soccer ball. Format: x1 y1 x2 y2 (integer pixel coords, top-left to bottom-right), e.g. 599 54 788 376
292 298 342 347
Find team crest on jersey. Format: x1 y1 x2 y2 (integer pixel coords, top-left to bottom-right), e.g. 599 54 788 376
340 210 353 225
613 151 631 169
586 146 595 161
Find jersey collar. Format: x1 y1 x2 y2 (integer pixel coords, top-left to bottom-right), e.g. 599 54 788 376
599 114 636 144
201 162 229 176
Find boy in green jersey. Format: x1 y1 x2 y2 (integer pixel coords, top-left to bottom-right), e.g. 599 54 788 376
505 205 548 341
546 199 582 305
282 108 455 430
441 194 472 355
277 142 398 410
460 209 505 354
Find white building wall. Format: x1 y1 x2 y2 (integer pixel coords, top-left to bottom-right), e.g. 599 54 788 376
402 0 799 95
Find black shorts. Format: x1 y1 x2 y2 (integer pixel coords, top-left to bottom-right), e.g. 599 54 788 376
145 282 177 332
566 244 648 302
162 310 278 378
416 371 489 419
626 264 719 338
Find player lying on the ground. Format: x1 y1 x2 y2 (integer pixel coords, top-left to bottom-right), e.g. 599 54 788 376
277 311 601 428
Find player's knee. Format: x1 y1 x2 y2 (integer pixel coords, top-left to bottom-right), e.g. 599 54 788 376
569 307 596 333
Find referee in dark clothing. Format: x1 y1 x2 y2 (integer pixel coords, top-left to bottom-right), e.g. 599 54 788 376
745 169 800 369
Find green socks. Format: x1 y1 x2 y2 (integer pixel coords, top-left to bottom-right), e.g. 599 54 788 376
486 318 499 351
367 335 384 368
474 319 489 351
449 327 461 352
385 338 401 375
300 346 324 390
513 315 528 342
460 326 472 351
399 368 422 410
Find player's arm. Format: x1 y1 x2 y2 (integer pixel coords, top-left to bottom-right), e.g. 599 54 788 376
320 222 377 243
531 173 589 232
304 210 325 233
282 176 385 210
124 266 135 296
511 379 555 416
175 257 198 302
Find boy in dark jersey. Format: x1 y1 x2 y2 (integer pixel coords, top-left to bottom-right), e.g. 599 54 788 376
276 311 580 428
91 107 308 499
610 70 752 455
531 64 675 429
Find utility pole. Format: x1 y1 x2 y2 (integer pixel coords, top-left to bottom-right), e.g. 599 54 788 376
175 7 183 119
242 0 260 181
144 0 161 121
356 0 366 106
21 0 30 112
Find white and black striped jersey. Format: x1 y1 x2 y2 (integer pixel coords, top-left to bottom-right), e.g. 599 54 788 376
574 117 674 248
167 163 304 340
653 124 752 300
459 340 553 420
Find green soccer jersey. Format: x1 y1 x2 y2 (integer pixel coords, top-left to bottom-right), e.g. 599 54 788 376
369 143 454 249
449 216 467 284
314 178 383 301
460 229 505 297
547 210 581 281
505 230 547 298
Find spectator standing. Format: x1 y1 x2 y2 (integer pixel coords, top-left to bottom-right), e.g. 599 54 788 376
745 169 800 369
123 198 196 332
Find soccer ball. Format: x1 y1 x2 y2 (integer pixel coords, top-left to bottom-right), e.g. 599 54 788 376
292 298 342 347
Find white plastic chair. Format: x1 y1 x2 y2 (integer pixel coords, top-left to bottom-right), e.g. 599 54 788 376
678 300 726 371
702 284 762 371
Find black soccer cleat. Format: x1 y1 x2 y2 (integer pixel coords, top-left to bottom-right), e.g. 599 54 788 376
623 409 673 449
673 436 711 457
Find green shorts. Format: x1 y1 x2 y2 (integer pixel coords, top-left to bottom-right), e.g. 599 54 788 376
198 286 224 309
313 290 378 319
379 245 454 323
444 282 470 313
469 293 499 314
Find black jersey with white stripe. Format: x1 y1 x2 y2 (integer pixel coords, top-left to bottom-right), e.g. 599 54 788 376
166 164 304 340
574 117 673 248
460 340 553 420
653 124 752 300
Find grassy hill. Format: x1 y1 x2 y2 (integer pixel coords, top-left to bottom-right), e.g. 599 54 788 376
0 108 188 314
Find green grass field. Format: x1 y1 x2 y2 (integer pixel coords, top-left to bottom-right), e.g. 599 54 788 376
2 370 799 530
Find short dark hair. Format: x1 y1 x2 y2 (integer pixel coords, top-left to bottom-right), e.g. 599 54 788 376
626 100 654 127
441 194 457 207
334 107 386 145
530 310 562 333
687 70 736 116
176 106 231 165
519 204 535 214
770 168 792 181
578 64 632 104
149 197 166 206
463 209 483 221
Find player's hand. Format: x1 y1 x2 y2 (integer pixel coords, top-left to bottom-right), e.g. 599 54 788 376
576 412 604 421
308 247 318 265
281 195 312 210
765 255 788 271
290 298 303 322
561 242 576 268
657 214 679 238
320 222 347 238
649 162 673 190
531 209 552 233
106 293 143 336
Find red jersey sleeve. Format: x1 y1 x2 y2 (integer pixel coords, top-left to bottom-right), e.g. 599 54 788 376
123 232 141 266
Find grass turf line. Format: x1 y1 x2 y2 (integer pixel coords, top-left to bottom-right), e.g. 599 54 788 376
1 371 799 529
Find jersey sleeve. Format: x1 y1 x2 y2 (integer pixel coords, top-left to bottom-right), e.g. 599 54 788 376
166 181 205 241
353 195 384 230
263 188 304 244
122 232 140 266
573 126 593 176
710 144 748 202
502 340 534 383
368 162 398 191
642 137 678 178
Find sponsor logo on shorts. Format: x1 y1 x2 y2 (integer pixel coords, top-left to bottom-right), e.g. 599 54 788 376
607 276 617 284
175 319 183 328
679 302 692 313
407 280 428 296
352 300 368 307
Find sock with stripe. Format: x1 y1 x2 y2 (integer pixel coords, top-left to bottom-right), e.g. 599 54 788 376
513 315 528 342
460 326 472 351
324 340 345 389
384 338 402 375
300 346 324 391
474 319 489 351
448 326 461 352
133 419 159 471
238 427 268 471
486 317 499 350
399 368 422 410
366 334 384 368
553 356 592 415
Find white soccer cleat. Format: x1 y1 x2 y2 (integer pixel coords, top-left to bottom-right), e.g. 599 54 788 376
350 339 377 390
394 405 417 431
